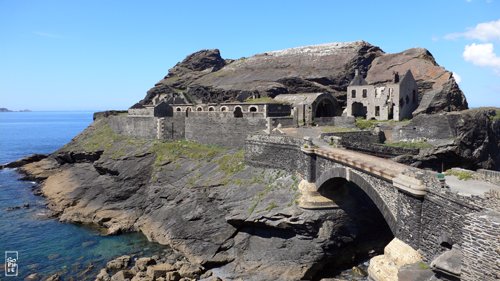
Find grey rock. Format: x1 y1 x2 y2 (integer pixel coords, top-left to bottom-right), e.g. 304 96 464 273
430 246 462 278
95 268 111 281
392 109 500 170
44 274 61 281
106 255 131 271
135 257 156 272
110 270 134 281
398 262 438 281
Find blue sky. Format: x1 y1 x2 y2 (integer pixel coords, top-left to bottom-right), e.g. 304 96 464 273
1 0 499 111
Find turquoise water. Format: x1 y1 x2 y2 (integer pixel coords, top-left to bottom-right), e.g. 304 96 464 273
0 112 167 280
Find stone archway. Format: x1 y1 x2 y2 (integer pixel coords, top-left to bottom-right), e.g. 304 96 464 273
315 99 336 118
315 167 397 234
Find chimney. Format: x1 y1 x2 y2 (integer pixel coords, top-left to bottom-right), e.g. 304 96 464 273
355 69 359 76
393 71 400 83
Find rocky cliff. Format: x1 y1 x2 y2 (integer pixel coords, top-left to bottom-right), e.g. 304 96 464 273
17 117 392 280
391 108 500 171
142 41 467 114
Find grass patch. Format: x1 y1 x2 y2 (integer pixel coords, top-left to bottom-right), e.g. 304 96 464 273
445 169 474 181
150 140 224 167
384 141 433 149
265 201 278 212
217 150 245 176
489 109 500 121
321 126 359 133
418 262 430 270
355 118 410 130
244 97 279 103
80 123 126 152
355 118 378 130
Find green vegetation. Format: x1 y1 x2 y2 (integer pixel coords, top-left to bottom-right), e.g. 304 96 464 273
384 141 433 149
320 126 359 133
418 262 430 270
355 117 410 130
445 169 474 181
490 109 500 121
150 140 224 166
265 201 278 211
355 118 378 130
244 97 279 103
217 150 245 176
80 123 125 152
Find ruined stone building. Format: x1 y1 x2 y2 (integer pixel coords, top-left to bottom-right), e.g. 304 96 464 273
346 69 419 121
273 92 340 126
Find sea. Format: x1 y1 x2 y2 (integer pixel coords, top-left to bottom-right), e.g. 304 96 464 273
0 112 167 280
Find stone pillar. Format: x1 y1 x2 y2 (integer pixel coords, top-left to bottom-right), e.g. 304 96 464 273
301 137 316 183
396 191 424 250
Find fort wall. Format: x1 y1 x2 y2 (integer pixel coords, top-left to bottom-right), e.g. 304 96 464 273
108 115 157 139
184 112 268 147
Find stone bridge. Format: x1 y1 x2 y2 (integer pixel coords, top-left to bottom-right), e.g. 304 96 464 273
245 134 499 281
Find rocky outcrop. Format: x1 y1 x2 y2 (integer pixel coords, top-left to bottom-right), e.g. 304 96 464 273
365 48 467 114
368 238 423 281
0 153 47 169
139 41 467 114
390 108 500 171
19 117 393 280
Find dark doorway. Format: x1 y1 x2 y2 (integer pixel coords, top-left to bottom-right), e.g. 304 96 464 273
351 102 367 118
315 99 336 118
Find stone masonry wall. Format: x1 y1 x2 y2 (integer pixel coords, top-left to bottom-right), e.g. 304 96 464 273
245 134 304 173
461 210 500 281
185 112 267 147
159 115 185 140
418 190 480 261
108 115 157 139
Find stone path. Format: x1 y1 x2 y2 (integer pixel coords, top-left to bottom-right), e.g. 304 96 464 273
445 175 500 197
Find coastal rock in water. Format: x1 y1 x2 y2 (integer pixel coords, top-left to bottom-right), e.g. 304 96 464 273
0 153 47 169
106 255 131 271
146 263 176 279
135 257 156 272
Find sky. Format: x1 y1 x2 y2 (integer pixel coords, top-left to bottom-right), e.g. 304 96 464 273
0 0 499 111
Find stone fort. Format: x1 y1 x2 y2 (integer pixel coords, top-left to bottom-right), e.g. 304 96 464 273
103 70 499 281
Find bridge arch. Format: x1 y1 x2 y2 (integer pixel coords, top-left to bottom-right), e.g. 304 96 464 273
315 167 397 234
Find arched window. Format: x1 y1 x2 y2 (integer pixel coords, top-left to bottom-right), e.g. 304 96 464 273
351 89 356 98
176 107 181 112
196 106 203 112
220 106 228 112
208 106 215 111
362 89 367 98
249 106 258 112
233 106 243 118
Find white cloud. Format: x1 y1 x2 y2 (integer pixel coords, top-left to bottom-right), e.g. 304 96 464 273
445 19 500 41
452 72 462 84
463 43 500 74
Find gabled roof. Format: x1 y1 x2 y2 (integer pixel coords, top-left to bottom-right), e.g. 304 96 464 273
274 92 331 105
349 73 368 86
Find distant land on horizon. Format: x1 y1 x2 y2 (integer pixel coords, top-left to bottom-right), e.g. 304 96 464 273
0 107 31 112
